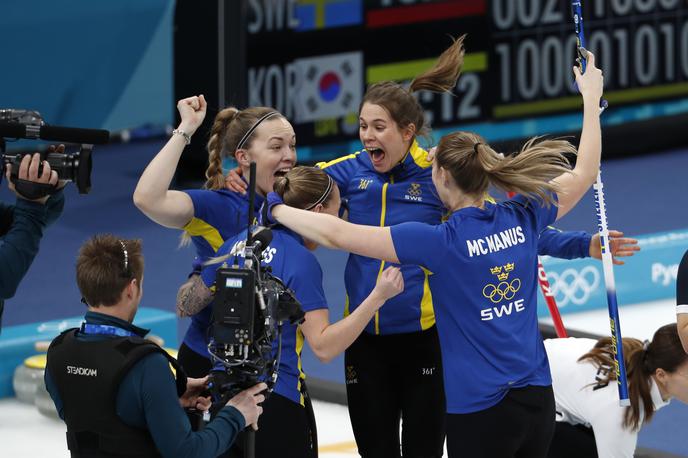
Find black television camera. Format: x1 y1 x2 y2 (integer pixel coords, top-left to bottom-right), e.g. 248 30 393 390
206 228 305 408
205 163 305 415
0 109 109 195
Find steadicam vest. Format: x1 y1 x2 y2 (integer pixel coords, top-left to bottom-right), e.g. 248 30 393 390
47 329 186 457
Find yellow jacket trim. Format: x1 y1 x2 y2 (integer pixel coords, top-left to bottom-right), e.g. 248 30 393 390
420 267 436 330
296 328 306 406
183 217 224 251
316 151 361 170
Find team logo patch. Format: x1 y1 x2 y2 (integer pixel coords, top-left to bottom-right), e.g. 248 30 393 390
482 262 521 304
345 365 358 384
358 178 373 190
404 182 423 201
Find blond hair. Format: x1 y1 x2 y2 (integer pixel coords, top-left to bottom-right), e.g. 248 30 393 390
273 166 335 210
207 167 335 266
435 132 574 206
204 106 286 190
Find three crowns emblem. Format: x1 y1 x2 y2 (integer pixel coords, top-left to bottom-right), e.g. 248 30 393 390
490 263 515 281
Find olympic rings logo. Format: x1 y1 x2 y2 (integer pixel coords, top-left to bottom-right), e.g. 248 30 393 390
546 266 600 306
482 279 522 303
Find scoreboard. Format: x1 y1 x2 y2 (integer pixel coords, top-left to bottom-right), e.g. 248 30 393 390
221 0 688 162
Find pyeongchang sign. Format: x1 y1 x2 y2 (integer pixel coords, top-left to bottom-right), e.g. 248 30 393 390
537 229 688 316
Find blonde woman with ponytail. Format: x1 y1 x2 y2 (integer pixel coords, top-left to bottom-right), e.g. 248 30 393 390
264 52 605 457
133 95 296 378
545 324 688 458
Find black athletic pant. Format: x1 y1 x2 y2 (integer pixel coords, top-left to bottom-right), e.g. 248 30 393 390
446 385 555 458
228 391 316 458
345 326 445 457
547 422 597 458
179 343 316 457
178 342 212 378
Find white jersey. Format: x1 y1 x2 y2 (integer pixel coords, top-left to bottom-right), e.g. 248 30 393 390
544 338 670 458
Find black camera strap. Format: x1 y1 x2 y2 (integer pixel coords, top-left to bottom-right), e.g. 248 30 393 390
13 178 58 200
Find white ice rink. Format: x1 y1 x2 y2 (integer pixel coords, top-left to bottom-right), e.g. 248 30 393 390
0 299 679 457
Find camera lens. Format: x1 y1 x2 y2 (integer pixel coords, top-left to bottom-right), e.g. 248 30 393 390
2 146 92 194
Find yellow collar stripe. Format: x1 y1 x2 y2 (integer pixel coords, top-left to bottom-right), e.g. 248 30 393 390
402 139 432 169
316 151 361 170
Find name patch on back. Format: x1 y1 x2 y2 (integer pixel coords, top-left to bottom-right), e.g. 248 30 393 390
466 226 526 257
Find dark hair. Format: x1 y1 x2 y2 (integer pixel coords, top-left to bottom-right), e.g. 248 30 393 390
76 234 144 307
579 324 688 430
273 166 335 210
360 35 465 138
205 106 287 190
435 132 574 206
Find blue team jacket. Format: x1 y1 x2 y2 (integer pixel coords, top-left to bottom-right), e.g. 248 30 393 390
318 140 591 335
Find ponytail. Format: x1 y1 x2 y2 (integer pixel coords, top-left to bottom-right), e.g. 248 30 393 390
273 166 334 210
579 338 650 430
435 132 573 205
625 341 654 430
409 34 465 94
579 324 687 431
361 35 465 139
205 107 240 190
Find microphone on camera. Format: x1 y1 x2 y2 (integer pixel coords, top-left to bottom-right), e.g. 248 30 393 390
251 227 273 253
0 109 42 123
0 122 110 144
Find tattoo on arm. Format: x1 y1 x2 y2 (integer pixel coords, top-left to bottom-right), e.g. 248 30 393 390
176 274 213 317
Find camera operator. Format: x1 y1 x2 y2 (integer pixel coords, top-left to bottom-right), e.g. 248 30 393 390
0 147 65 330
44 234 266 457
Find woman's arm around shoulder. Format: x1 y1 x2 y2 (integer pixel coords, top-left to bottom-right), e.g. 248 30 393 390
271 198 400 263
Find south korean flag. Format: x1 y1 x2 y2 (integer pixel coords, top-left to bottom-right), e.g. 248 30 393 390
293 51 363 123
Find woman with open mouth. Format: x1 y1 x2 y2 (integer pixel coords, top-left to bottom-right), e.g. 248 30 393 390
310 41 624 458
133 95 296 384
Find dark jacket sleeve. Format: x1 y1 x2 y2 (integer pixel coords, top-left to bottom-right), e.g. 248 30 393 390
537 227 592 259
44 367 65 420
0 197 49 299
0 200 13 236
44 189 65 227
46 351 246 458
118 353 245 458
678 250 688 307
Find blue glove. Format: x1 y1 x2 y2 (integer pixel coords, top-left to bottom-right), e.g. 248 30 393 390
262 192 284 226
